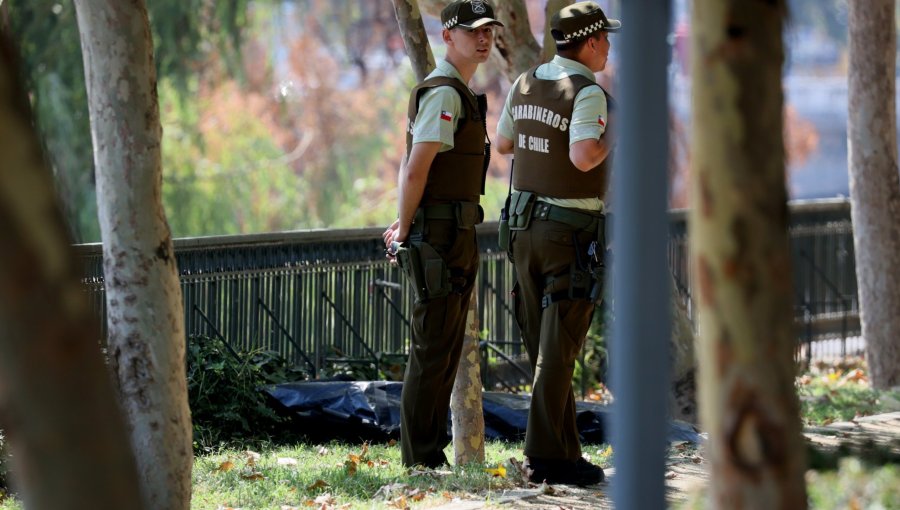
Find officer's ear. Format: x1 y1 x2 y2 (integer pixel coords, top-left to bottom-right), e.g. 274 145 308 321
442 28 454 46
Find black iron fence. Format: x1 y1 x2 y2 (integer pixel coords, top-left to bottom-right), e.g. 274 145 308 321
75 198 859 378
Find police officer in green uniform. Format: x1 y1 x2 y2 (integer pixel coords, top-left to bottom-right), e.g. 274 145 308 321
495 1 619 486
382 0 502 469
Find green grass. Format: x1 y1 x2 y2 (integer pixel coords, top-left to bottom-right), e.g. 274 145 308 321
190 440 612 509
3 358 899 509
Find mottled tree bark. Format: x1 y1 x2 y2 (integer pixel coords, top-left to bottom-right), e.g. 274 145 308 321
488 0 542 82
0 33 143 510
390 0 436 82
848 0 900 390
73 2 192 509
541 0 572 63
690 1 807 508
451 294 486 464
670 273 697 424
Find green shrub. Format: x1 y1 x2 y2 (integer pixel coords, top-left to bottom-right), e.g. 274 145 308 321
186 336 309 450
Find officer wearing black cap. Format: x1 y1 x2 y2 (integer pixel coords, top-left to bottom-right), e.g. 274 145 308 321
495 1 619 486
383 0 502 469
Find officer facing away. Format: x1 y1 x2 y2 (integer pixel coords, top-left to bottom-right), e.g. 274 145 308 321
382 0 502 469
495 1 619 486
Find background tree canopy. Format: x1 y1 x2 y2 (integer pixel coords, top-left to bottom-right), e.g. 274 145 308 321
6 0 896 242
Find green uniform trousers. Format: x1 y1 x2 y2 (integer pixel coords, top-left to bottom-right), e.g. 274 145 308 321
400 218 479 467
511 217 596 462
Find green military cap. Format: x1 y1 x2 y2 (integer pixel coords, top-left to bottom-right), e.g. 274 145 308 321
441 0 504 30
550 1 621 43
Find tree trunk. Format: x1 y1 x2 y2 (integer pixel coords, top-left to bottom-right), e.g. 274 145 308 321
451 293 486 464
488 0 542 82
0 33 143 510
390 0 436 82
541 0 571 63
391 0 486 465
73 2 192 509
848 0 900 390
690 1 807 508
670 273 697 424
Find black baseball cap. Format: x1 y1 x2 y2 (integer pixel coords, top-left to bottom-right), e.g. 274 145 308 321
441 0 504 30
551 1 621 43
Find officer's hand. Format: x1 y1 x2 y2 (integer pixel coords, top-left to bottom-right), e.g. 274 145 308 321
383 219 400 248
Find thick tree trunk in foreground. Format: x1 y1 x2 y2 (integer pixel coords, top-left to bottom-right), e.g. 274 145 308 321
392 0 485 465
73 2 192 508
848 0 900 390
690 1 807 507
0 33 143 510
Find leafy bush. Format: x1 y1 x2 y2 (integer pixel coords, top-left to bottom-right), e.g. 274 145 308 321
186 336 309 450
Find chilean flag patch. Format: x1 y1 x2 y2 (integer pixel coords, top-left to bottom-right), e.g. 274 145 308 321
440 110 453 122
598 115 606 127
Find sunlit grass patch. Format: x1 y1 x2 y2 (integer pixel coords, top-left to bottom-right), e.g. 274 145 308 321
191 440 545 509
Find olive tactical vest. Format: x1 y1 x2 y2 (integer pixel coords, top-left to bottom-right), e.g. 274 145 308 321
406 77 488 205
510 67 613 199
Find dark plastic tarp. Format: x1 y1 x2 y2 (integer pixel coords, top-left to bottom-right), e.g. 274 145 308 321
263 380 701 444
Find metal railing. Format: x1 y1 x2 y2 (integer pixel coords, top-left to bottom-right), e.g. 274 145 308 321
75 198 860 378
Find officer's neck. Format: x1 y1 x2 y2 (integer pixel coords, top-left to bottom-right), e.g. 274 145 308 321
444 53 478 85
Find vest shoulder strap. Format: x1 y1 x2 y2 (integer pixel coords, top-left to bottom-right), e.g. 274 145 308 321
409 76 480 120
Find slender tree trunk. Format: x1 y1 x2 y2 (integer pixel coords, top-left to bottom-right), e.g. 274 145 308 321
73 2 192 509
391 0 485 465
670 274 697 424
0 33 143 510
848 0 900 390
390 0 435 82
541 0 571 63
451 293 486 464
690 1 807 508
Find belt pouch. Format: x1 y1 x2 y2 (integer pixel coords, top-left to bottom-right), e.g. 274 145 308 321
508 191 535 231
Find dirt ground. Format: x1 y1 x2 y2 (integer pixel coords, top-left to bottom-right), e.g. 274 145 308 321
431 412 900 510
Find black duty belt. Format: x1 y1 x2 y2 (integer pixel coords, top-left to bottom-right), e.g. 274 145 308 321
531 201 603 231
417 202 484 229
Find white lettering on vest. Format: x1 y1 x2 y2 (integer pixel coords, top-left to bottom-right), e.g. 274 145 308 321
527 136 549 153
512 103 570 132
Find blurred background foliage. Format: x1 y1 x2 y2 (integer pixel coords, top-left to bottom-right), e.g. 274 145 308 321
5 0 438 241
3 0 896 241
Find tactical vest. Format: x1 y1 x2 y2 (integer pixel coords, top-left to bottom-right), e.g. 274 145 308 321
406 76 488 206
510 67 613 199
